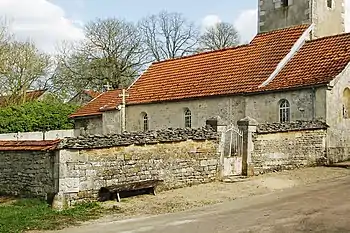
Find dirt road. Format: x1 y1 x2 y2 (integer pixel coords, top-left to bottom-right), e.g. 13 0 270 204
53 169 350 233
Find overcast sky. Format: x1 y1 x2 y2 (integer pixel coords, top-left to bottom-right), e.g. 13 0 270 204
0 0 349 53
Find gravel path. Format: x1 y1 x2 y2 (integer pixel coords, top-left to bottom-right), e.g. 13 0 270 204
95 167 350 221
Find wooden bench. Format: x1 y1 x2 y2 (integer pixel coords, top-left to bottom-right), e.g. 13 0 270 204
98 180 163 202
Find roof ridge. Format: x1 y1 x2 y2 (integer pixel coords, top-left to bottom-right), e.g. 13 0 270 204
306 31 350 43
255 24 310 37
153 44 250 65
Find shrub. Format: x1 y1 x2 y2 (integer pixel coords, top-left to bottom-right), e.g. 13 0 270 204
0 101 79 134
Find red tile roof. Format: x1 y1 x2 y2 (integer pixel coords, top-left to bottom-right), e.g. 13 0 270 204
83 90 101 99
70 89 122 118
123 24 310 106
260 32 350 91
0 140 60 151
0 90 46 107
70 25 350 118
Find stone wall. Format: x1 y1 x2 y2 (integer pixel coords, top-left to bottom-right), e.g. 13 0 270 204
251 121 327 174
124 96 245 133
0 150 57 198
74 116 103 137
258 0 344 38
326 62 350 163
245 87 326 124
56 128 220 206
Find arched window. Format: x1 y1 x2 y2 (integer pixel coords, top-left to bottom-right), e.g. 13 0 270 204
141 112 149 131
184 108 192 128
279 99 290 123
343 88 350 119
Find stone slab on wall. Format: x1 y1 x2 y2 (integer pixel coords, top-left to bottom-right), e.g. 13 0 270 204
58 139 219 204
252 129 327 175
61 127 219 149
0 151 56 198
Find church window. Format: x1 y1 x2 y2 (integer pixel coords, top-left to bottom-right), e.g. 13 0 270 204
279 99 290 123
141 112 149 131
184 108 192 128
281 0 289 7
343 88 350 119
327 0 333 8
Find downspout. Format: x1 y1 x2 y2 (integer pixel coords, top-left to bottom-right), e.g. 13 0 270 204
311 87 316 120
310 0 314 40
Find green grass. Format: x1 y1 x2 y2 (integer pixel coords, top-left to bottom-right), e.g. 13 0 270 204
0 198 104 233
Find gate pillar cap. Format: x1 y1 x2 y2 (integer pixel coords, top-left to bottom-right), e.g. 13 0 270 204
207 116 226 126
237 117 258 126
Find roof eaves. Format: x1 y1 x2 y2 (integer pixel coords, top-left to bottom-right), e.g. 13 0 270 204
69 112 103 119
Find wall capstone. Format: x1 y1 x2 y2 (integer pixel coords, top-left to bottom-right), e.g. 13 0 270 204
59 127 219 149
257 120 328 134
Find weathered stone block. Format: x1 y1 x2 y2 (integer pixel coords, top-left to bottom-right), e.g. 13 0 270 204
59 178 79 193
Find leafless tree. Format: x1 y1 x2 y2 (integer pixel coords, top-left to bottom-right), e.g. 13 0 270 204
0 40 51 105
199 22 240 52
0 19 52 105
139 11 199 61
54 18 147 99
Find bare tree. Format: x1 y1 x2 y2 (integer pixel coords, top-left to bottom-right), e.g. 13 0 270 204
0 40 51 105
54 18 147 99
139 11 199 61
199 22 240 52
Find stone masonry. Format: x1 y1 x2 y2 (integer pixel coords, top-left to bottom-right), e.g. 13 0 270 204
55 127 220 207
0 151 56 198
251 121 328 175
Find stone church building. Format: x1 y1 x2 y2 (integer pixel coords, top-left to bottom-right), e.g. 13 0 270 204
70 0 350 162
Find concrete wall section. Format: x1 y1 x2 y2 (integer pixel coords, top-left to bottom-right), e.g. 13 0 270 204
0 130 74 141
0 151 57 198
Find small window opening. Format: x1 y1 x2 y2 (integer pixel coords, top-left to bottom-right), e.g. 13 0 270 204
141 112 149 131
327 0 333 8
343 88 350 119
184 108 192 128
281 0 289 7
279 99 290 123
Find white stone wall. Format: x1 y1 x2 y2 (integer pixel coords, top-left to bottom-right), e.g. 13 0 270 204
0 130 74 141
326 62 350 163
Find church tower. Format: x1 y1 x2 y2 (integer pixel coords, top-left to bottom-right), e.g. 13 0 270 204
258 0 345 38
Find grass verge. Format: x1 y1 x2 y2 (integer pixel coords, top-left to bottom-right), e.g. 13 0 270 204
0 198 105 233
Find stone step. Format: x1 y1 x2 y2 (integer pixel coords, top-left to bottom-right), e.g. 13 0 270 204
222 175 248 183
325 161 350 169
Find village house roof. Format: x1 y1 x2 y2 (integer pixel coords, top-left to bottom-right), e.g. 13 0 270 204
70 89 122 118
83 90 101 99
0 140 60 151
70 24 350 118
0 90 46 107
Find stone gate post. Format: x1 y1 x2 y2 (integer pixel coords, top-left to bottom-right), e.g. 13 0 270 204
237 117 258 176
